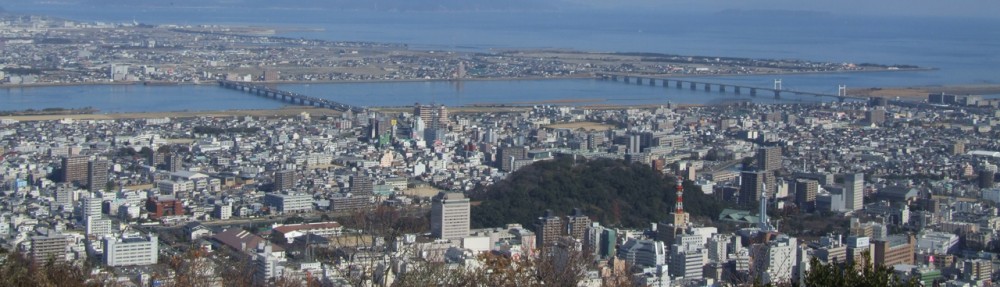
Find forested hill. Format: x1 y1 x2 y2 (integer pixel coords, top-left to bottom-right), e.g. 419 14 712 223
469 156 726 228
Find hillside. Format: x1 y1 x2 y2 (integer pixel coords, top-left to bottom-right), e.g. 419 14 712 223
470 156 726 228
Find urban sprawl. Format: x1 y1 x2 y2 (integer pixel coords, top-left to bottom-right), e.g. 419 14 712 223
2 12 1000 287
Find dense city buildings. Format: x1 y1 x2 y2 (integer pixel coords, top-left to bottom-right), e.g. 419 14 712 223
1 76 999 286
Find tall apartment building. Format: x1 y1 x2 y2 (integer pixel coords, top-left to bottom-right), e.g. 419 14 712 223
430 192 471 240
566 208 592 240
62 155 89 186
274 170 296 192
213 203 232 220
669 244 705 280
80 194 103 219
844 173 864 211
499 146 529 172
349 175 374 195
31 234 68 265
167 154 183 172
103 234 158 267
750 235 798 284
54 184 75 210
756 147 782 171
535 210 563 251
739 171 774 207
87 158 109 192
795 179 819 210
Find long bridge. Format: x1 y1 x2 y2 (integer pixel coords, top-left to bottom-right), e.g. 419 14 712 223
595 73 867 102
218 80 365 113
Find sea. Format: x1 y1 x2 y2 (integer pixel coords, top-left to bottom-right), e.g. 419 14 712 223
1 4 999 112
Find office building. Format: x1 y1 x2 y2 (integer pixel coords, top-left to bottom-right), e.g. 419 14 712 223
86 216 114 237
274 170 296 192
263 193 313 213
146 196 184 219
430 192 471 240
756 147 782 171
617 238 666 268
31 234 68 265
873 235 915 267
103 234 158 267
669 245 705 280
62 155 89 186
844 173 864 211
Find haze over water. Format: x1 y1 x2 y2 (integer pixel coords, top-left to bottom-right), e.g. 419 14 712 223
2 3 998 112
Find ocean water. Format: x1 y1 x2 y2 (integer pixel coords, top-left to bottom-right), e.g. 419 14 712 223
1 4 997 111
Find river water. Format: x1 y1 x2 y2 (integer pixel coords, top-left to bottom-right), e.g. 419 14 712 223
1 4 998 112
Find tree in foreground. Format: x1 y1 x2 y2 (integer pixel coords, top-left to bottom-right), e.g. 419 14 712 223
800 251 919 287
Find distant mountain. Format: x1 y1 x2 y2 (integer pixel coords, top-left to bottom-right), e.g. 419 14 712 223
469 156 727 229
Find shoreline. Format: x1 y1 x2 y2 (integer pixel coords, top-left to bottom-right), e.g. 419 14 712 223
0 68 933 89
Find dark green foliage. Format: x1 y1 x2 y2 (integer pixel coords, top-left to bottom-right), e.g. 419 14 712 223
470 157 727 228
801 252 919 287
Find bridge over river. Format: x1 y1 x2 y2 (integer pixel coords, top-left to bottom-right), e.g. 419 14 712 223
596 73 867 102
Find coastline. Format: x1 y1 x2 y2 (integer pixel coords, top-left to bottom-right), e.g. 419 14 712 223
0 67 932 89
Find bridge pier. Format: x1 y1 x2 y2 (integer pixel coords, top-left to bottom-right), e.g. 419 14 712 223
636 78 643 85
623 76 630 84
704 84 711 92
675 81 682 88
649 79 656 86
735 87 741 94
774 90 781 98
719 85 726 92
690 82 696 90
750 88 757 96
838 96 846 103
661 79 668 87
611 75 618 81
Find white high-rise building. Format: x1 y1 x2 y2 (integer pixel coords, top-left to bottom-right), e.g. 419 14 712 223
81 195 104 219
669 245 705 280
707 234 730 263
103 234 158 267
214 203 232 220
255 243 286 285
751 235 798 284
844 173 864 211
431 192 470 240
85 216 114 237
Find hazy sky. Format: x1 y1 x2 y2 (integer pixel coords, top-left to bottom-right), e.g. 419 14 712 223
571 0 1000 18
